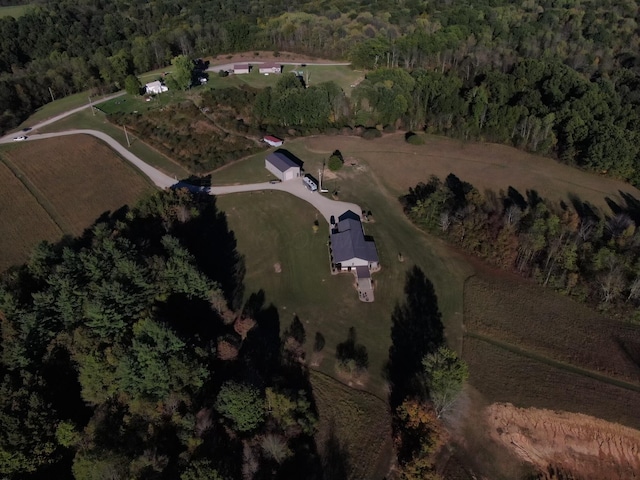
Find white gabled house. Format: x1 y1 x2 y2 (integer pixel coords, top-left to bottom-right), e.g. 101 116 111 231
145 81 168 95
259 63 282 74
233 64 251 74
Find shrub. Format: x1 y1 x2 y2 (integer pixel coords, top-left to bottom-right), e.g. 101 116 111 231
362 128 382 140
328 154 343 171
218 70 229 77
406 132 425 145
383 124 396 133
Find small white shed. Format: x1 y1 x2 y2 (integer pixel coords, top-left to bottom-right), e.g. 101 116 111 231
265 151 301 181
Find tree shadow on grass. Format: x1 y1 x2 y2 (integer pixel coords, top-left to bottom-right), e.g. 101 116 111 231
320 419 350 480
388 265 444 409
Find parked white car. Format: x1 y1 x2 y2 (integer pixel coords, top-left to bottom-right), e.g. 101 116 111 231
13 136 27 141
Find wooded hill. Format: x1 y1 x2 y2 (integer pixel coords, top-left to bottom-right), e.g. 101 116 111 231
0 189 322 479
4 0 640 184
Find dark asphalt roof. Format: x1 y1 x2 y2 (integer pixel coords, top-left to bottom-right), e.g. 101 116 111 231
330 215 379 263
266 152 300 172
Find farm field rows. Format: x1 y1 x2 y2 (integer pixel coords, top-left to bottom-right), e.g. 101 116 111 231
311 370 392 480
463 335 640 430
464 272 640 383
0 135 154 270
0 160 62 272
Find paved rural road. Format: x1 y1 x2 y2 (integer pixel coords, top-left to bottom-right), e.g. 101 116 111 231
207 61 351 72
2 129 362 222
0 92 126 141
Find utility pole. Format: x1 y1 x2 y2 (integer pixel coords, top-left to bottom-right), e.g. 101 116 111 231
318 168 322 192
48 87 55 103
123 125 131 147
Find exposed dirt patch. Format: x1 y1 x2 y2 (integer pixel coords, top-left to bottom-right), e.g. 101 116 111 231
487 403 640 480
273 262 282 273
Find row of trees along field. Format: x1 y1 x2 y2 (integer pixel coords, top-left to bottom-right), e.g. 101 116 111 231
0 189 325 479
402 174 640 320
3 1 640 173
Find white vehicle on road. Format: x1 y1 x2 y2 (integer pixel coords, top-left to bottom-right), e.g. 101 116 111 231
13 136 27 141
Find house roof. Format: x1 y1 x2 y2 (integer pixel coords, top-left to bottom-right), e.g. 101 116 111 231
234 64 250 69
330 216 379 263
264 135 282 143
259 62 281 69
146 80 163 88
266 152 300 172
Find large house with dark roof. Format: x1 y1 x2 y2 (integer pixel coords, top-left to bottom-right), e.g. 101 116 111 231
265 151 301 181
329 211 379 272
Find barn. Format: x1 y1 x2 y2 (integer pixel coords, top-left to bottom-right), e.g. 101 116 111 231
259 62 282 74
265 151 301 181
233 64 251 74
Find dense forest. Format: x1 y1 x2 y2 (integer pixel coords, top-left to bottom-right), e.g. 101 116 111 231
402 174 640 320
4 0 640 182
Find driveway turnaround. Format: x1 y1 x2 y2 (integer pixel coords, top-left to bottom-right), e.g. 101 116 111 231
2 130 362 222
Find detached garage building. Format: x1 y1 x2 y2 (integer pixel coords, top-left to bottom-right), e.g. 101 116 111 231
265 151 301 181
233 64 251 74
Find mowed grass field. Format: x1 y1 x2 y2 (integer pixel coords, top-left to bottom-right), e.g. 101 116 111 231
303 133 640 211
0 4 30 18
211 131 640 476
0 135 154 270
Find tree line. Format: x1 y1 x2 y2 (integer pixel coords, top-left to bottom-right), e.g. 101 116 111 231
4 0 640 137
403 174 640 319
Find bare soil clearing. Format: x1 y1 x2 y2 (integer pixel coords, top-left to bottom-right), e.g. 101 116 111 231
0 159 61 271
487 403 640 479
303 133 640 211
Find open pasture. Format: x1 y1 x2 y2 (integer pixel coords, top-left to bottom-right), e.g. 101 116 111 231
0 159 62 271
2 136 153 237
302 133 640 212
0 4 30 18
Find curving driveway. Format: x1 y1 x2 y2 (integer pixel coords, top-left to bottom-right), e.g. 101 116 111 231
1 129 361 222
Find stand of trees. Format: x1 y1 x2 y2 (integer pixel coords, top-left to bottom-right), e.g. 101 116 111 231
403 174 640 318
0 189 321 479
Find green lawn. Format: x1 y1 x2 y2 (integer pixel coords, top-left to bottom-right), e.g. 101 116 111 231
214 140 472 399
0 4 30 18
39 109 189 179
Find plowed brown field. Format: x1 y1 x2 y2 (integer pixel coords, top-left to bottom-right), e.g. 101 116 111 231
0 135 153 271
